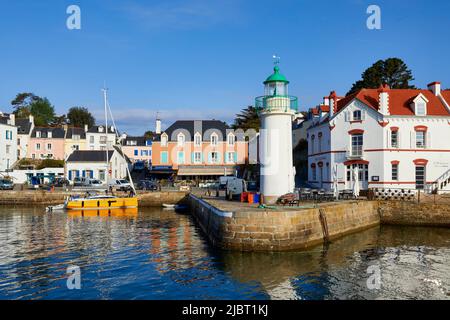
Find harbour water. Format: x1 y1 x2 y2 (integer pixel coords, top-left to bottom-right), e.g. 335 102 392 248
0 206 449 300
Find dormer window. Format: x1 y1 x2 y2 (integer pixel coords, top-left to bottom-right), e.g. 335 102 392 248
98 126 104 133
177 133 185 146
36 131 41 138
412 94 428 116
48 131 52 139
161 134 168 147
227 133 235 146
211 133 218 146
194 132 202 147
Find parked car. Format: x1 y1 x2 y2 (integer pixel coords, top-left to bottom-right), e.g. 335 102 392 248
0 179 14 190
87 179 104 188
108 179 132 191
51 178 70 187
137 180 158 191
73 177 87 187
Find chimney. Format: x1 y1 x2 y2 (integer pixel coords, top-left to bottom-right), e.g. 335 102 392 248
329 91 337 118
323 96 330 106
84 124 88 132
29 114 34 124
378 84 390 115
428 81 441 96
8 113 15 126
155 118 162 134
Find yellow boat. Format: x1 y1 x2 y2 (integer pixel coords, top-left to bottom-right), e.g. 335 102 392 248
67 207 138 217
65 195 138 210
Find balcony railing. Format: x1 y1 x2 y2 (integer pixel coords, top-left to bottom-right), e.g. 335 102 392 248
346 148 364 159
255 95 298 113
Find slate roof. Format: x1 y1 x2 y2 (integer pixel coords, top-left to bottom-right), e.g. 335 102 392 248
67 150 115 162
31 127 65 138
66 127 86 139
162 120 229 141
87 125 116 134
15 118 33 134
124 136 147 146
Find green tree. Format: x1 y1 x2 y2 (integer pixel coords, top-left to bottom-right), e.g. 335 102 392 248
347 58 415 95
232 106 260 131
144 130 156 138
67 107 95 128
11 92 39 117
30 98 56 126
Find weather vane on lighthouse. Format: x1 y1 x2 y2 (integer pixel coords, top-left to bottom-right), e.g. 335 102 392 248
272 55 280 66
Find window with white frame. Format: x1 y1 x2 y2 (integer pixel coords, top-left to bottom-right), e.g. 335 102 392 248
47 143 52 150
194 152 202 163
48 131 52 138
36 131 41 138
351 134 363 157
227 133 235 146
226 152 235 163
353 110 362 121
211 152 219 163
161 134 168 147
36 143 41 151
391 130 399 148
177 133 185 146
416 131 426 148
194 133 202 147
73 134 80 140
89 136 94 144
392 164 399 181
211 133 218 146
415 101 426 116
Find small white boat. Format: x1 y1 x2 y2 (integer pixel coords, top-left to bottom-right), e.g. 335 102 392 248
162 203 188 210
46 203 67 212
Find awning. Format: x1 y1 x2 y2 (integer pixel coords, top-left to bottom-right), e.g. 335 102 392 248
177 165 236 176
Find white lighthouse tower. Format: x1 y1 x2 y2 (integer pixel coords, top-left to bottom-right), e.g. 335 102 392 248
256 60 297 204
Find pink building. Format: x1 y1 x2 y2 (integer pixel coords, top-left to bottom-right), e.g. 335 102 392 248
122 136 153 165
29 127 66 160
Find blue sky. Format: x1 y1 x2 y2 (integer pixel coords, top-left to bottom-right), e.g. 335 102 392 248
1 0 449 135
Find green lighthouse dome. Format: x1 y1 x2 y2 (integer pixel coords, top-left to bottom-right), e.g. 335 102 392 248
263 66 289 84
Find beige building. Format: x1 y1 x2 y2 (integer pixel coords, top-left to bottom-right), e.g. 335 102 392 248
64 125 88 159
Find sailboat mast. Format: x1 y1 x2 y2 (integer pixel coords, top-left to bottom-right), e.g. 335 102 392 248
103 87 109 185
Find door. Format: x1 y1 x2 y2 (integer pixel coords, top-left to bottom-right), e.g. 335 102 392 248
415 166 425 189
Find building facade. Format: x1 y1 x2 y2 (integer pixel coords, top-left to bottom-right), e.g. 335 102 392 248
29 127 66 160
307 82 450 193
65 149 130 183
122 136 152 165
0 113 18 171
15 115 35 159
64 125 87 159
151 120 248 180
86 125 117 151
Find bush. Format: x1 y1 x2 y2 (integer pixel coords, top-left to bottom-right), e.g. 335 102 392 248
36 159 64 170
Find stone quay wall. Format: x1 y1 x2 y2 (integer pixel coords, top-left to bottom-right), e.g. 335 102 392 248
0 190 188 207
379 200 450 227
187 194 380 251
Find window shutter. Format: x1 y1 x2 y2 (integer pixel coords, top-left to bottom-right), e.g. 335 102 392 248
361 110 366 121
410 131 415 149
68 171 72 180
397 131 401 149
217 152 221 163
427 131 432 149
208 152 212 164
345 111 349 122
191 153 194 164
234 152 238 163
82 170 86 178
387 131 391 148
76 170 80 178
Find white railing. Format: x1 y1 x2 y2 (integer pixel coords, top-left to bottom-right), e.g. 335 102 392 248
425 167 450 194
345 148 364 159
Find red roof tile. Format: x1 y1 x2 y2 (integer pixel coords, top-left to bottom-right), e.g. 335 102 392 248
441 90 450 106
336 88 450 116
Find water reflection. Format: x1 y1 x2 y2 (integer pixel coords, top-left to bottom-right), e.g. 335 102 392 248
0 206 449 300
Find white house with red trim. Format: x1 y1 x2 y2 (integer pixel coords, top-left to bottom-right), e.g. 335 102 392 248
307 82 450 193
